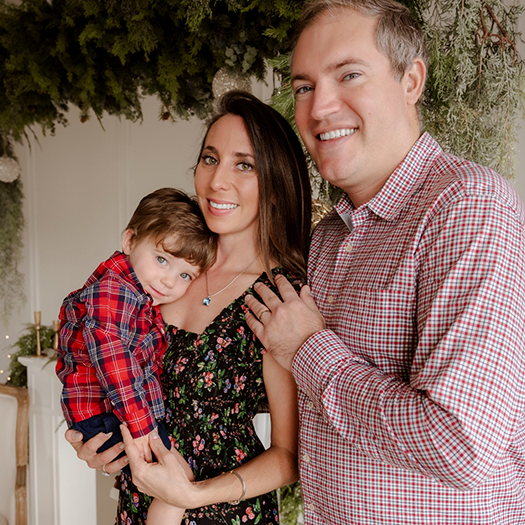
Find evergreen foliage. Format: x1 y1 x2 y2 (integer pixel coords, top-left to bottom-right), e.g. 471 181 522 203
5 323 55 387
0 177 25 325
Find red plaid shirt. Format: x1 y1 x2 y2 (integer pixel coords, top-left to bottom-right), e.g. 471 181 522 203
56 251 167 438
293 133 525 524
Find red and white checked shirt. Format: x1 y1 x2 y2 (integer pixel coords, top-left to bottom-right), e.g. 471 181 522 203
293 133 525 524
57 252 167 438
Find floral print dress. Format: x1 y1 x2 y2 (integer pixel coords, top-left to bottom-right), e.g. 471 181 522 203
117 269 297 525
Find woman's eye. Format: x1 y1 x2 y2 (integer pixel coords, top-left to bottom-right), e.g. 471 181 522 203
202 155 217 166
157 256 167 265
237 162 253 172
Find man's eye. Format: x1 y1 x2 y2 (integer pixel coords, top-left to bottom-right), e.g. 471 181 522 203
295 85 313 95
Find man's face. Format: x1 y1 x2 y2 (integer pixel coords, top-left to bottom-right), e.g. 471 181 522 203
291 9 421 206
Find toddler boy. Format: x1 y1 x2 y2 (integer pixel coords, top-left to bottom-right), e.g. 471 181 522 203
56 187 216 525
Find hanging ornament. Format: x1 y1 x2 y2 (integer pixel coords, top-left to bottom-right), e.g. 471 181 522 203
212 68 252 100
0 155 20 183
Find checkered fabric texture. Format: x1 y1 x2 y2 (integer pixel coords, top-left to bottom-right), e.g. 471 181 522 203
57 252 167 438
293 133 525 525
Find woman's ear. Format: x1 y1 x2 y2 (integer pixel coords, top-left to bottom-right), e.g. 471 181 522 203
403 57 426 106
121 229 135 255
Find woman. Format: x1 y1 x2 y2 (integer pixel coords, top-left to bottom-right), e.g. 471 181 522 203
66 90 312 524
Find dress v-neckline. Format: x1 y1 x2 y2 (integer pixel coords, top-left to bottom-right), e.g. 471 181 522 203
166 270 275 337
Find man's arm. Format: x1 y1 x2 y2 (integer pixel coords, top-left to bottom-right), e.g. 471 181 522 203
247 194 525 490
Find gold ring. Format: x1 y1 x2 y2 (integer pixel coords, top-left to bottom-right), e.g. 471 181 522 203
102 464 110 477
259 309 271 321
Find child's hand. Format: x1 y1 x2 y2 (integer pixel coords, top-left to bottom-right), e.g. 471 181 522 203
134 434 153 463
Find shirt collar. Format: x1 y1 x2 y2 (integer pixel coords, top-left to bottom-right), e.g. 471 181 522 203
335 132 442 225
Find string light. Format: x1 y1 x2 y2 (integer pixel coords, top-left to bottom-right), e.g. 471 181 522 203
5 335 8 339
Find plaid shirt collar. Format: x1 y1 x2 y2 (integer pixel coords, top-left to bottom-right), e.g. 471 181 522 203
86 251 149 303
335 132 443 227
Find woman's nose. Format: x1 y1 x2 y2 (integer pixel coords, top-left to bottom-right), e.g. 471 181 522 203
209 163 231 191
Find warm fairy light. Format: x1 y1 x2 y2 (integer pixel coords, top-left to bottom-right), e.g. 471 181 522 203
6 354 10 358
5 335 8 339
6 377 10 382
0 370 3 374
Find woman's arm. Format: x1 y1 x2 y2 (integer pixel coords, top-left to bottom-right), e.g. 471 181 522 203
64 428 129 474
124 352 299 508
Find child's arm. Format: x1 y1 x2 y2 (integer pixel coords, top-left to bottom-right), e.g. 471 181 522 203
83 276 163 440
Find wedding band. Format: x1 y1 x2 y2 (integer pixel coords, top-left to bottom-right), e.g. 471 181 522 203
259 309 271 321
102 464 110 477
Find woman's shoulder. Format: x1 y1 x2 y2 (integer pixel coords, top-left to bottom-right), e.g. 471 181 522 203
254 267 305 294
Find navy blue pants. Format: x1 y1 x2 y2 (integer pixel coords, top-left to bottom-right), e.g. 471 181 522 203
71 412 171 475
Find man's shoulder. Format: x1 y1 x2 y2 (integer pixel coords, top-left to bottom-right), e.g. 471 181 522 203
428 149 522 213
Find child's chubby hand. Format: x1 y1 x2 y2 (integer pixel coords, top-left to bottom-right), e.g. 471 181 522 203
133 433 154 463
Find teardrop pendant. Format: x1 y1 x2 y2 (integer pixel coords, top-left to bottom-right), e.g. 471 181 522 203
203 296 211 307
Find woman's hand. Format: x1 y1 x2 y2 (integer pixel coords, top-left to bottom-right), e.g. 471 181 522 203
121 425 197 507
64 428 128 474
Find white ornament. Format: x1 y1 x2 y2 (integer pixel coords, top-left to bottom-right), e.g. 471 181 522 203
212 68 252 100
0 156 20 183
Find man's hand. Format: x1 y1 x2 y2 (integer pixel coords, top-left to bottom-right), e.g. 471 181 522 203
245 274 325 370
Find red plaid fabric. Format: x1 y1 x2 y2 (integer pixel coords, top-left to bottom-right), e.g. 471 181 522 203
293 133 525 524
56 252 167 438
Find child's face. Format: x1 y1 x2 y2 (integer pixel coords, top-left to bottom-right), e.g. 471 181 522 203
122 230 201 306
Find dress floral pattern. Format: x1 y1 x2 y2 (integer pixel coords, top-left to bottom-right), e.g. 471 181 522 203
117 269 299 525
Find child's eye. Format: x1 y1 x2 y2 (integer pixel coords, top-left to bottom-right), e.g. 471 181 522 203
202 155 218 166
157 256 167 265
180 273 192 281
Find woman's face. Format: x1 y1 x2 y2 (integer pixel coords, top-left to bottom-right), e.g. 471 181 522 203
194 114 260 239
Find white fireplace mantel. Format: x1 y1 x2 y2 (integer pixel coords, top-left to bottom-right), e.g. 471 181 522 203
19 356 96 525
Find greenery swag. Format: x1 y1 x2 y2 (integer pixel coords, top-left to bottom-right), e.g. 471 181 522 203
0 0 523 325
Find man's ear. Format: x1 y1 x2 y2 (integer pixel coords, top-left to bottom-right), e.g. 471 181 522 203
403 57 426 106
121 229 135 255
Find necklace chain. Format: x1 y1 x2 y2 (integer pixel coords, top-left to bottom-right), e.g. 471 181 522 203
202 253 260 307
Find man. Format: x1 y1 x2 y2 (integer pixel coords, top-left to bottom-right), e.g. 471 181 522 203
245 0 525 523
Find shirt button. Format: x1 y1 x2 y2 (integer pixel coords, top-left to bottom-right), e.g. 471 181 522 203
306 389 313 398
345 244 352 253
303 454 311 463
308 401 314 409
327 296 334 304
308 503 315 511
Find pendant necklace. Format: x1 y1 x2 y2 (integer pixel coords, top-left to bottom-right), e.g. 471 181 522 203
202 253 260 307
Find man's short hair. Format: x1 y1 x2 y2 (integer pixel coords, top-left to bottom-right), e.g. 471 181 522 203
293 0 429 82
